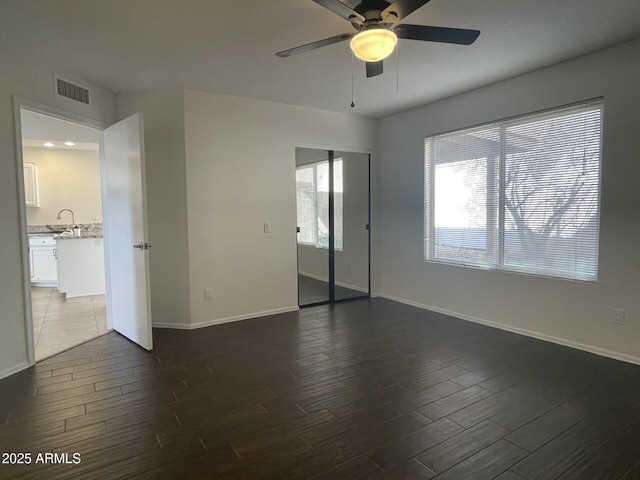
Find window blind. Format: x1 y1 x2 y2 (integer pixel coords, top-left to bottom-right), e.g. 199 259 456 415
425 100 603 281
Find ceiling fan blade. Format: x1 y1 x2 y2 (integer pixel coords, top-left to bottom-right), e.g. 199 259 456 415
276 33 355 57
394 24 480 45
366 60 383 78
313 0 365 23
382 0 432 23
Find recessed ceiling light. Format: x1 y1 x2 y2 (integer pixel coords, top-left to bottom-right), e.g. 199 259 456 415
44 142 55 147
64 141 75 146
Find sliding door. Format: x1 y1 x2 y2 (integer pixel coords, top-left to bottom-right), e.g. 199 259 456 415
296 148 330 305
334 151 369 301
295 147 369 307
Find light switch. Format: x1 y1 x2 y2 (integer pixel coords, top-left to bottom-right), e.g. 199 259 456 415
264 222 271 233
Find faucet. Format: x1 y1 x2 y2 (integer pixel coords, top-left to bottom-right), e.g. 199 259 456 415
56 208 75 226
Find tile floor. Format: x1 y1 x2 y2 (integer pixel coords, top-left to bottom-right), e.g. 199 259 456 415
30 286 109 360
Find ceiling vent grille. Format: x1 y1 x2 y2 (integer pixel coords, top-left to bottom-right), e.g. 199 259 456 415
54 75 91 105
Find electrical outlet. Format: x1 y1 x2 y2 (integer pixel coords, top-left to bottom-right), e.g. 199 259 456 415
613 308 625 325
204 288 213 301
92 213 99 221
264 222 271 233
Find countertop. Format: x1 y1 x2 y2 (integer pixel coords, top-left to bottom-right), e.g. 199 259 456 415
54 232 103 240
27 223 103 239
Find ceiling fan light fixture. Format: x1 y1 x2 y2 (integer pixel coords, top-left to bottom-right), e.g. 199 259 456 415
350 28 397 62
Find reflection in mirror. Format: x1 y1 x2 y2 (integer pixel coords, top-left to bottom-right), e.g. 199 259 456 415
295 147 370 306
334 151 369 300
296 148 330 306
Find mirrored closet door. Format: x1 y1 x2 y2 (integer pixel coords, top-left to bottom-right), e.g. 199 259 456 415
295 147 370 307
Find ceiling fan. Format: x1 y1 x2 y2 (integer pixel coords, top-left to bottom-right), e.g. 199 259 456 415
276 0 480 78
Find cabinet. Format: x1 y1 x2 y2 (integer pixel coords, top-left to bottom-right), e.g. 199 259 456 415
29 235 58 287
57 238 105 297
23 163 39 207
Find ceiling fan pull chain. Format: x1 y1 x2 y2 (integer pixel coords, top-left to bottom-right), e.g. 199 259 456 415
396 42 399 95
351 51 355 108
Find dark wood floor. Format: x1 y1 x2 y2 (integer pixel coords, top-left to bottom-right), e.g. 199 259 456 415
1 298 640 479
298 274 366 305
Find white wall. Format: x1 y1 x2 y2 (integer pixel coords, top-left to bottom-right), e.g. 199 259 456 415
0 52 115 379
184 90 378 327
297 245 329 280
377 38 640 363
24 147 102 226
116 89 191 329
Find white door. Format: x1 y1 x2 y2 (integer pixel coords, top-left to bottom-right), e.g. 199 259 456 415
101 113 152 350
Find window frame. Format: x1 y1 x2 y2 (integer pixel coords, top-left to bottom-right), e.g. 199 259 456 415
424 99 603 282
296 158 343 251
295 162 318 248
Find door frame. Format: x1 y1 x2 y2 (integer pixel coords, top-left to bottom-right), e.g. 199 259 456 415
13 96 108 365
294 143 372 307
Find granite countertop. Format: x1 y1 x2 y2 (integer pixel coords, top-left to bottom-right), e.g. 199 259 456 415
54 232 103 240
28 223 103 240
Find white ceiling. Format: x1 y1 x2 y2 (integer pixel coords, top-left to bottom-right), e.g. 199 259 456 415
21 109 100 150
2 0 640 118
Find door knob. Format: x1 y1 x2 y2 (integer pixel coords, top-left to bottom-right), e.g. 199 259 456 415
133 242 144 249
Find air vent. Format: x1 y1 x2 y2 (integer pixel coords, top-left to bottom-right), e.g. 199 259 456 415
54 75 91 105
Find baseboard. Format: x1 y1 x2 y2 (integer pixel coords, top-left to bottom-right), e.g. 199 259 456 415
153 306 300 331
152 322 192 330
335 281 368 294
0 360 30 381
377 293 640 366
65 291 105 299
31 281 58 288
298 272 369 294
298 271 328 283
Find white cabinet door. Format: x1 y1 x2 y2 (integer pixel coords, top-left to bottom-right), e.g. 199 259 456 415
23 163 39 207
31 246 58 285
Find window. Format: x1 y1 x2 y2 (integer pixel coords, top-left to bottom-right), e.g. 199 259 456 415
425 100 603 281
296 159 343 249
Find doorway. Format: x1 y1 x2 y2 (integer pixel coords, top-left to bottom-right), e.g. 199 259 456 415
16 101 154 364
20 108 108 360
295 147 370 307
